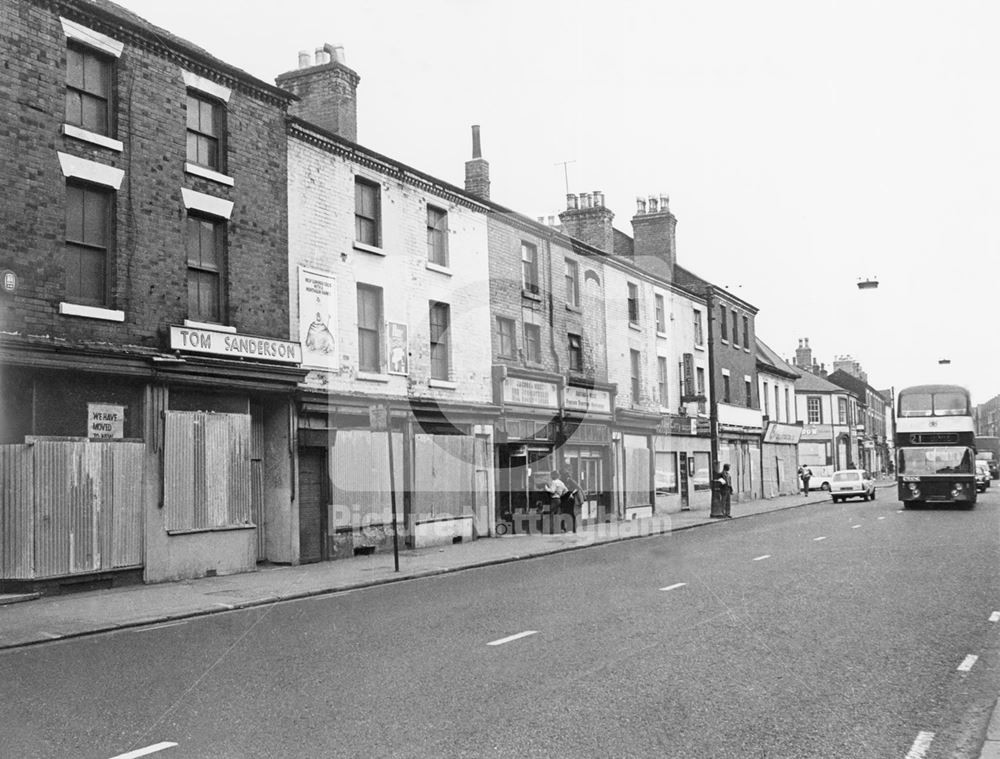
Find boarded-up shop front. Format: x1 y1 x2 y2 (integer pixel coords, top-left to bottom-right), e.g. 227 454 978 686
761 422 803 498
615 409 660 520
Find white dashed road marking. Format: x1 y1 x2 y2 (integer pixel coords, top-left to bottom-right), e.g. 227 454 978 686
904 731 934 759
877 516 886 520
813 536 827 541
851 524 861 529
752 555 771 561
958 654 978 672
488 631 538 647
107 742 178 759
989 611 1000 623
659 582 687 591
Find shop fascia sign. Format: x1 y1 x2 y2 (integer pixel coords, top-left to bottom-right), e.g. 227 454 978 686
169 325 302 364
501 376 559 409
763 422 803 445
563 385 612 414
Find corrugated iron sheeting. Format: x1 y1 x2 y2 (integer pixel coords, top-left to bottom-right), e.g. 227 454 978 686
413 434 475 519
329 430 402 529
164 412 252 531
0 445 33 579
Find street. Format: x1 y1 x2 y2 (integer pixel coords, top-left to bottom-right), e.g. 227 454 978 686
2 489 998 759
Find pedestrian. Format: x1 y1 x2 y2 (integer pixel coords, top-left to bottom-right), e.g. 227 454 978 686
544 470 568 512
800 465 812 495
721 463 733 517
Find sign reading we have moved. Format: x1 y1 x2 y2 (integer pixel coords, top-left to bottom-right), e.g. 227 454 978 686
170 326 302 364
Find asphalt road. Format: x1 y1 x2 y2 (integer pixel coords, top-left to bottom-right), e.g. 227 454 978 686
2 487 999 759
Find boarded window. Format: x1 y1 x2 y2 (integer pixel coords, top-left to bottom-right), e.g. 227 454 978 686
164 411 252 531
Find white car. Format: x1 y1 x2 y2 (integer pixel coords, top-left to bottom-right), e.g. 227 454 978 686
830 469 876 502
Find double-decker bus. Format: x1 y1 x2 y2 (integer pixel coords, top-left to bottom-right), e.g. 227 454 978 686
896 384 976 508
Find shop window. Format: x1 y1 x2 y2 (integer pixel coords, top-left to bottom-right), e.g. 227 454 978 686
655 451 678 495
692 451 711 490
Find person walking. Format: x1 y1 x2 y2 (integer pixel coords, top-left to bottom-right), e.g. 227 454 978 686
800 465 812 495
721 463 733 517
543 470 568 512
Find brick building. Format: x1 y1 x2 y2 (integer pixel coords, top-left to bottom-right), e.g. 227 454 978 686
0 0 304 587
756 338 801 497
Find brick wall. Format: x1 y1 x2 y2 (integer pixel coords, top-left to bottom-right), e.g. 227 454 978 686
287 135 493 404
0 0 290 346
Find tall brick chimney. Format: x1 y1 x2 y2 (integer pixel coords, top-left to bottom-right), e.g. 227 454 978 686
631 194 677 266
276 44 360 142
795 338 813 371
464 125 490 200
558 190 614 253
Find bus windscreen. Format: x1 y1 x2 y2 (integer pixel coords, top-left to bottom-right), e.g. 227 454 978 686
899 447 973 475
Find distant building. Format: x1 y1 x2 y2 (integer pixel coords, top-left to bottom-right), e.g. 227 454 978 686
756 338 801 496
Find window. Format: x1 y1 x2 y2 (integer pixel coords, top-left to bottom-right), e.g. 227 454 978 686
719 304 728 340
653 294 666 333
357 284 383 372
775 386 781 422
65 183 112 306
186 92 224 171
742 315 750 349
630 349 641 402
657 356 668 406
655 452 679 495
696 367 706 414
429 301 451 380
355 178 380 247
521 242 539 293
524 323 541 364
627 283 640 324
186 214 224 322
497 317 516 358
731 312 739 348
568 333 583 371
66 43 113 136
427 205 448 266
838 397 848 425
785 388 791 422
692 451 711 491
693 309 703 346
808 396 822 424
763 382 770 416
565 258 580 307
723 374 731 403
745 379 753 408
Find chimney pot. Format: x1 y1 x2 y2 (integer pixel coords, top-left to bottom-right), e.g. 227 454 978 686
298 50 312 68
593 190 603 207
581 193 592 209
567 193 578 211
324 43 345 64
636 197 646 215
471 125 482 159
660 194 669 210
648 196 658 213
548 215 555 226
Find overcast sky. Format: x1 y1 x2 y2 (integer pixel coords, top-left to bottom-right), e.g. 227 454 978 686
115 0 1000 404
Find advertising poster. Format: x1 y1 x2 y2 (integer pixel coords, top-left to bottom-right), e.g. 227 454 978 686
387 322 408 375
298 267 338 371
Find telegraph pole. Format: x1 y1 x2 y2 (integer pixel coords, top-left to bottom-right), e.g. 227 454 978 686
706 286 724 517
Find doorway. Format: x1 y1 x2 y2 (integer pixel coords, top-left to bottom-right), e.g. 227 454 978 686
298 447 328 563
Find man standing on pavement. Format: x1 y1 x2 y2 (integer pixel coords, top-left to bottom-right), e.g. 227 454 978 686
721 463 733 517
800 465 812 495
544 470 568 512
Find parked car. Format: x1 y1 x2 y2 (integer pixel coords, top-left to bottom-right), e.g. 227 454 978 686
803 464 834 491
975 461 991 492
830 469 876 502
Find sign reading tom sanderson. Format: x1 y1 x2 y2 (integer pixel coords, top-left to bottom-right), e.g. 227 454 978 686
170 326 302 364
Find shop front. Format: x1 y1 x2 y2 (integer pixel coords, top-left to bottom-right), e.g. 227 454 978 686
654 414 713 513
761 421 803 497
561 382 615 524
614 409 660 521
297 393 498 561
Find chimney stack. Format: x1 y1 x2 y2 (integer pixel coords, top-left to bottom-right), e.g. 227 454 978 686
795 338 813 372
464 125 490 200
631 190 677 267
558 188 615 253
277 43 360 142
